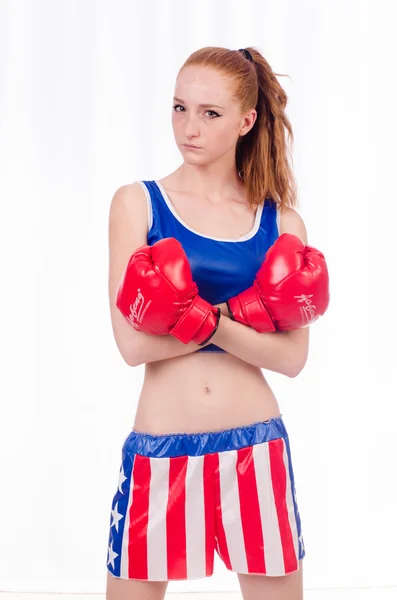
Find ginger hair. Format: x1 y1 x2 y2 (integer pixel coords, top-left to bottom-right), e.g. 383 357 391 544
180 46 298 210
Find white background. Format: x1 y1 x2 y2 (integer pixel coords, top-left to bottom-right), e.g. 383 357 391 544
1 0 396 596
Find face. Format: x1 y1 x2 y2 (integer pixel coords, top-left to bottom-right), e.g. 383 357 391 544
172 65 256 166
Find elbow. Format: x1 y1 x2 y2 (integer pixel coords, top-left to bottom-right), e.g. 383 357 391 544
124 355 138 367
282 327 310 378
287 367 301 378
125 349 145 367
117 343 144 368
286 357 307 378
127 342 153 367
121 332 153 367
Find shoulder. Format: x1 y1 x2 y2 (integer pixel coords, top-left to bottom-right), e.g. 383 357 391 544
108 181 149 238
109 181 149 222
278 205 308 245
110 181 147 211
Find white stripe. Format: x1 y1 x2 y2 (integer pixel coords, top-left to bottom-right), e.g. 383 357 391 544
185 455 207 578
120 459 134 578
156 179 264 243
147 456 170 581
283 439 299 562
276 205 281 235
136 180 153 232
253 441 285 575
218 449 248 573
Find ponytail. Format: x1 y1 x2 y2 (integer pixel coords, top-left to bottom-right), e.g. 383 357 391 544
236 47 298 210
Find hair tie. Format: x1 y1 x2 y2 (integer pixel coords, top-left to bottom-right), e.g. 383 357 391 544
238 48 253 63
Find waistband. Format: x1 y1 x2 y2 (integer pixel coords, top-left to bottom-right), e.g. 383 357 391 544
122 414 288 459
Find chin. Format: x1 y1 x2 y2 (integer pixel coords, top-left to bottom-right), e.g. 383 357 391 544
179 150 206 164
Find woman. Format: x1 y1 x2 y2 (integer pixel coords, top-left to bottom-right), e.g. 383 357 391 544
106 46 329 600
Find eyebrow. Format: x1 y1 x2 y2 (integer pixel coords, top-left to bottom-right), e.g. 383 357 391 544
173 96 224 109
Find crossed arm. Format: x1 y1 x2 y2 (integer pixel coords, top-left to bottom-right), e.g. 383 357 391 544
125 207 311 376
127 300 309 378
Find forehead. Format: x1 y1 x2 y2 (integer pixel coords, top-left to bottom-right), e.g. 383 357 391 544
175 66 235 104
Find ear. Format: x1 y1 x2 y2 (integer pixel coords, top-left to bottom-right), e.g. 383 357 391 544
239 108 257 136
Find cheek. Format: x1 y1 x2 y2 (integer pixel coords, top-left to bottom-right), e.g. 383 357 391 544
171 113 179 130
212 121 239 147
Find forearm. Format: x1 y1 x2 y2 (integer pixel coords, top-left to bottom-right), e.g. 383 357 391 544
210 314 304 377
129 302 305 375
128 329 213 366
127 302 228 366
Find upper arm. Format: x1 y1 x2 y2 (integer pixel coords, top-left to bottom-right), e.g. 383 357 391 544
278 205 308 244
278 206 310 376
108 182 149 366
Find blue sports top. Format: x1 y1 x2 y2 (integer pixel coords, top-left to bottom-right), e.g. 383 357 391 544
138 180 280 353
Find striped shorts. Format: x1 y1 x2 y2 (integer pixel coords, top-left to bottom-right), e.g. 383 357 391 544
106 414 305 581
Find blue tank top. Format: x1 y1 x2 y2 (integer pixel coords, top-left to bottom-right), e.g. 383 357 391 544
138 180 280 353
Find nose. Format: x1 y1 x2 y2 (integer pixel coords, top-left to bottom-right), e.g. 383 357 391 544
184 114 200 138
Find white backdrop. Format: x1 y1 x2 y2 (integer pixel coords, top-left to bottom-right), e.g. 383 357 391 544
1 0 396 595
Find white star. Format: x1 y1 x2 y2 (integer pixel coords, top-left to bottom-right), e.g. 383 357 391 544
299 533 305 553
107 540 119 570
110 501 124 531
118 464 127 493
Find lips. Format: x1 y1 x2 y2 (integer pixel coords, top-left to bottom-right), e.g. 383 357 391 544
183 143 201 149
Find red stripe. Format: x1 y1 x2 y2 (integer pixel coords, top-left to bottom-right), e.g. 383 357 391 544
213 452 232 570
203 453 216 576
269 438 298 573
166 455 188 579
236 445 266 573
128 454 150 579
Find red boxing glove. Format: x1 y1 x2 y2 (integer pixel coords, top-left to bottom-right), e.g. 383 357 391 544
116 237 220 345
226 233 330 332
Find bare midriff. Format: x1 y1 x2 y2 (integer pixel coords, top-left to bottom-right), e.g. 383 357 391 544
132 351 281 436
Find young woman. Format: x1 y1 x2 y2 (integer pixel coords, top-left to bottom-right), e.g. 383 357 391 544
106 46 329 600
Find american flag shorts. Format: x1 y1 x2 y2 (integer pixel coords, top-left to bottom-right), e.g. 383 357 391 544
106 414 305 581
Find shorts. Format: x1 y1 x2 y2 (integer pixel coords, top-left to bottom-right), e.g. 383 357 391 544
106 414 305 581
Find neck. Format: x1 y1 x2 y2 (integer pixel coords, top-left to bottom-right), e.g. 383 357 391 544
174 162 245 203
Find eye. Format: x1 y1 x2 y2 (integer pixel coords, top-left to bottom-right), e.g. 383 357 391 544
172 105 220 118
205 110 220 118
